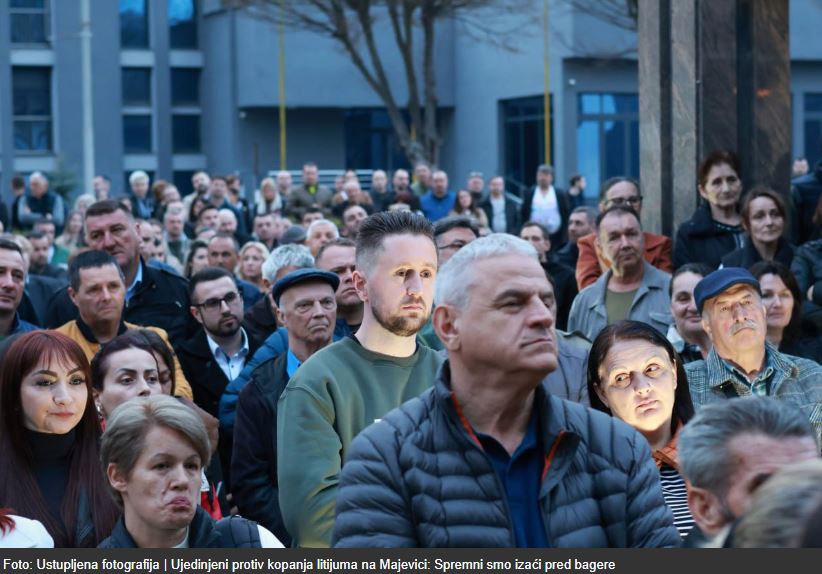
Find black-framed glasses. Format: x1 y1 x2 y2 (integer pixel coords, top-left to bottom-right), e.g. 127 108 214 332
607 195 643 207
193 291 242 311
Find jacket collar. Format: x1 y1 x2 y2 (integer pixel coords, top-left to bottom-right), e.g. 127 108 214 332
705 342 799 394
651 420 682 472
433 361 581 491
75 316 128 344
586 261 668 311
105 506 218 548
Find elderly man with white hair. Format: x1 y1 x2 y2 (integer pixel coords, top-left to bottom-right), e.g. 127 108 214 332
17 171 65 232
305 218 339 257
126 169 154 220
332 233 679 548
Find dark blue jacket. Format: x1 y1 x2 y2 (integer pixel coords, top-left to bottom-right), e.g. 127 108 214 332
333 363 680 548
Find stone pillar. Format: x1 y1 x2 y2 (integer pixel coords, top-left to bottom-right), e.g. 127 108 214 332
736 0 791 194
639 0 790 237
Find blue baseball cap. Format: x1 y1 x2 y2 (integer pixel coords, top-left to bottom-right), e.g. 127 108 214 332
272 268 340 306
693 267 762 314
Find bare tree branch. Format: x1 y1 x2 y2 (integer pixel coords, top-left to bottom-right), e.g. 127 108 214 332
223 0 635 165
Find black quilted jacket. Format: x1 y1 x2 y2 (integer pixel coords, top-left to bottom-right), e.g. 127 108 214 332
332 363 680 548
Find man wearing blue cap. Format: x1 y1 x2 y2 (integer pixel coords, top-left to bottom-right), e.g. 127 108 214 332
231 268 339 545
686 267 822 445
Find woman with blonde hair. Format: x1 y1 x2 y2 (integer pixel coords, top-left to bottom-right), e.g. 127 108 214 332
99 395 283 548
237 241 270 291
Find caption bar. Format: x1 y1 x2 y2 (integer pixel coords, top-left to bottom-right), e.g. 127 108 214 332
4 557 617 574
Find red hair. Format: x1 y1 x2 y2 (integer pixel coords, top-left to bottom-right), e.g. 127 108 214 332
0 508 14 535
0 331 117 547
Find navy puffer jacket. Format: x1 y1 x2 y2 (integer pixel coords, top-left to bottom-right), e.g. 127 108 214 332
332 364 680 548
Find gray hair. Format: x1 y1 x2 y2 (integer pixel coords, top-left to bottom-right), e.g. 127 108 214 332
678 397 817 497
261 244 314 284
74 193 96 211
218 208 237 223
128 170 149 185
733 459 822 548
434 233 538 310
100 395 211 507
307 219 339 239
29 171 48 185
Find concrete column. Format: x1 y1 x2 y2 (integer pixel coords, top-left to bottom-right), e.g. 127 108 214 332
152 0 173 181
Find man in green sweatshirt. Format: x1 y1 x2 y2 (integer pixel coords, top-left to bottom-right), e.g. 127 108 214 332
277 211 445 547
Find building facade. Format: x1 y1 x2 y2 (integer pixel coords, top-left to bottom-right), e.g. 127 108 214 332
1 0 821 204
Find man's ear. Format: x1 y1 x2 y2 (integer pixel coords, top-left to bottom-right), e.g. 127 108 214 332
275 305 285 326
433 305 460 352
353 270 368 303
190 306 203 325
687 484 731 537
68 286 78 307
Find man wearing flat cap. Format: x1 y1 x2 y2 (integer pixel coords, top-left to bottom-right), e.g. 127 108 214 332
231 268 340 545
685 267 822 444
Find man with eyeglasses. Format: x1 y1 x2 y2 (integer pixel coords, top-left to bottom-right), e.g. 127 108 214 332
178 266 263 419
575 177 673 290
418 216 480 350
178 266 264 509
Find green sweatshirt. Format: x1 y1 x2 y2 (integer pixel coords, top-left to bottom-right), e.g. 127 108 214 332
277 336 444 547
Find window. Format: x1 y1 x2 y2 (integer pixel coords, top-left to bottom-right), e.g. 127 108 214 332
344 109 411 172
576 93 639 197
122 68 151 106
10 0 49 45
12 67 52 152
122 66 152 153
173 170 197 197
169 0 197 49
501 95 554 196
805 94 822 168
171 68 200 106
171 68 200 153
120 0 149 48
123 116 152 153
172 115 201 153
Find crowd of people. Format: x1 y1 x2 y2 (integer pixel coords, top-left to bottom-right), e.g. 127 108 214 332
0 150 820 548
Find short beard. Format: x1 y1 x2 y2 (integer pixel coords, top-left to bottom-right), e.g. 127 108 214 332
209 315 242 338
370 299 429 337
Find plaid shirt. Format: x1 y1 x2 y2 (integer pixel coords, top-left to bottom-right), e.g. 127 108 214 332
685 343 822 446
